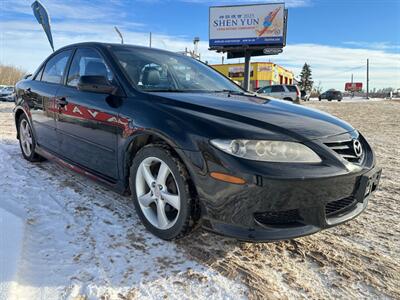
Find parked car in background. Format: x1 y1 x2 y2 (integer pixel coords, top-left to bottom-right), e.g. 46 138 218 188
319 90 343 101
0 86 15 102
301 90 310 101
14 42 381 242
256 84 300 103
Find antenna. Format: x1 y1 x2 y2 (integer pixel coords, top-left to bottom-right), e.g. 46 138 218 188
114 26 124 44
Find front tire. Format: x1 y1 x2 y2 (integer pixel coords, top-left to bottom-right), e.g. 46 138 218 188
18 114 44 162
129 144 197 240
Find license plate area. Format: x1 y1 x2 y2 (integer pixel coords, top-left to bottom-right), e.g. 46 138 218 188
363 169 382 198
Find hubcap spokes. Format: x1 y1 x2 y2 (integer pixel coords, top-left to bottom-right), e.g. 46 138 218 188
20 120 32 156
136 157 180 230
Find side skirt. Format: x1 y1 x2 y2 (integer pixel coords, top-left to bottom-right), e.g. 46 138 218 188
35 145 129 195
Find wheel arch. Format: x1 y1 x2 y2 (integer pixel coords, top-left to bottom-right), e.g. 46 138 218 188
122 131 202 222
122 131 199 199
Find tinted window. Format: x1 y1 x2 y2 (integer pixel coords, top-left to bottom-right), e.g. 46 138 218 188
271 85 285 92
286 85 298 92
42 50 72 84
112 47 243 93
261 86 272 93
67 48 114 87
34 66 44 81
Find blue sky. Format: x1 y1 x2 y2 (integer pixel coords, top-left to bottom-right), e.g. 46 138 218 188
1 0 399 90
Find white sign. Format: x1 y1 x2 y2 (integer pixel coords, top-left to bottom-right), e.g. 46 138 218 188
209 3 285 47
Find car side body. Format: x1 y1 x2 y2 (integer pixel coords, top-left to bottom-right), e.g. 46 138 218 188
319 90 343 101
0 86 15 102
14 43 381 241
256 84 300 103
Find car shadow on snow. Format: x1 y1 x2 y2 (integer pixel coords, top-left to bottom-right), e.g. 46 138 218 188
0 141 248 298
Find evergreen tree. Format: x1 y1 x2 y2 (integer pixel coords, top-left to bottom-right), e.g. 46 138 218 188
299 63 313 92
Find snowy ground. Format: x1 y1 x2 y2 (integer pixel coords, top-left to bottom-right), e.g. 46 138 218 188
0 100 399 299
308 96 391 102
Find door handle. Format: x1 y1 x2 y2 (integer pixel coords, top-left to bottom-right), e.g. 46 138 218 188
56 97 68 107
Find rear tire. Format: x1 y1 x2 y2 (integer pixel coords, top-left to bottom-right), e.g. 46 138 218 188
18 114 44 162
283 97 293 102
129 144 197 240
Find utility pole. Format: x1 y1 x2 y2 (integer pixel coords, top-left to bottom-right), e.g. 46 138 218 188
222 56 224 64
366 58 369 99
149 32 152 48
351 73 354 98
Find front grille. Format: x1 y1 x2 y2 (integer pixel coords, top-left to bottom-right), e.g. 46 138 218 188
254 209 302 226
324 140 362 163
325 196 358 217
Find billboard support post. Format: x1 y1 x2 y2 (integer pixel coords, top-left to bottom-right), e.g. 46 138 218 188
243 50 252 91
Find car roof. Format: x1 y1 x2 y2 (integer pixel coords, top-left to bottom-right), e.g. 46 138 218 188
56 42 176 56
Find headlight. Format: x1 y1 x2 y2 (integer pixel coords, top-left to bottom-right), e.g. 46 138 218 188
210 139 321 163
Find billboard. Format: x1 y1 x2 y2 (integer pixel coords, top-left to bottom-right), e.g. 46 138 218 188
209 3 285 47
345 82 363 92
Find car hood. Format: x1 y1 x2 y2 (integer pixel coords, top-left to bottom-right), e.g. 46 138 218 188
150 92 355 140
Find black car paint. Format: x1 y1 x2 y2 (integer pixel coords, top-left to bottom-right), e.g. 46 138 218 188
14 42 380 241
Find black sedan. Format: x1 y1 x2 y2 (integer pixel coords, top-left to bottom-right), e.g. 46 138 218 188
13 43 381 241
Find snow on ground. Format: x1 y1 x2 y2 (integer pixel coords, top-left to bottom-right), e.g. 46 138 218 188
0 207 24 300
0 100 399 299
0 140 248 299
308 96 389 102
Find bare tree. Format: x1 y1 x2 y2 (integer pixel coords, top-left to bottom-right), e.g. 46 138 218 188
0 64 27 86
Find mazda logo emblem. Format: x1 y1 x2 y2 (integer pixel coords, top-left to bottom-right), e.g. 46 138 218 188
353 139 363 158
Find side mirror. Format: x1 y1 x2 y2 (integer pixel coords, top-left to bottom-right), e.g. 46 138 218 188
77 75 117 94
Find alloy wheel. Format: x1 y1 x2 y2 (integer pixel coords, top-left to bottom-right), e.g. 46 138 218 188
135 157 181 230
20 119 33 156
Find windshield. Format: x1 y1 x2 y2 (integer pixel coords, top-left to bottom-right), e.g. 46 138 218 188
112 46 243 93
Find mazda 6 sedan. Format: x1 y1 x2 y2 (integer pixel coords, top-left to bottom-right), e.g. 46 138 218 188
14 42 381 241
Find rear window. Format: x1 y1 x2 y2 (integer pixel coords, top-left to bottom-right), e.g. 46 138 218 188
286 85 298 92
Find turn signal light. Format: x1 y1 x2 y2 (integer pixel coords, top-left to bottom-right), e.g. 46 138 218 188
210 172 246 185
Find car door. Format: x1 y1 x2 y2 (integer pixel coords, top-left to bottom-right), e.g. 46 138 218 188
22 50 72 152
55 47 121 180
270 85 285 99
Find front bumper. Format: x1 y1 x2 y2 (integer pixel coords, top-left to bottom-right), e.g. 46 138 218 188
179 133 381 242
201 165 381 241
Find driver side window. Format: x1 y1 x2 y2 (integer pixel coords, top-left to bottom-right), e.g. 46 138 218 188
67 48 113 87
